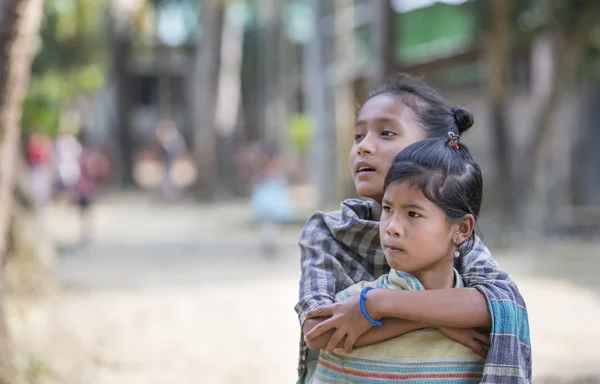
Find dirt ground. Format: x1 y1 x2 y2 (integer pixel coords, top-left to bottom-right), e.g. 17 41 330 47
7 193 600 383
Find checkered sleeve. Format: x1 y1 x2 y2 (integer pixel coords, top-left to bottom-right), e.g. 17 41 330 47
455 235 515 287
294 211 354 326
456 238 531 382
456 235 528 328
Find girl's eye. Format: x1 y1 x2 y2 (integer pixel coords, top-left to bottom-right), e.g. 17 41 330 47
383 205 392 213
408 211 421 218
381 130 396 137
354 133 364 141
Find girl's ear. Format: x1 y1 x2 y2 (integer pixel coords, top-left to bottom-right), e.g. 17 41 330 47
454 214 475 245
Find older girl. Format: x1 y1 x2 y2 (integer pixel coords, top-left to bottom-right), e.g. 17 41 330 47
296 74 530 383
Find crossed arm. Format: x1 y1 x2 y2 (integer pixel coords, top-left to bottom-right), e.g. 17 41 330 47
302 287 491 356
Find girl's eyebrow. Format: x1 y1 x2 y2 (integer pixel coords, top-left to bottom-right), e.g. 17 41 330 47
382 198 426 211
402 203 426 211
356 117 397 127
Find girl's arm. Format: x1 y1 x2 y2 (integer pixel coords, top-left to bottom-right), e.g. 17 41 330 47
455 235 526 313
304 317 425 350
304 287 490 349
305 315 490 358
304 279 491 354
366 287 491 328
295 212 353 327
362 237 506 327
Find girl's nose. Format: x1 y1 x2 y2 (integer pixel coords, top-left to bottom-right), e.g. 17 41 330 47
357 134 375 155
386 219 403 237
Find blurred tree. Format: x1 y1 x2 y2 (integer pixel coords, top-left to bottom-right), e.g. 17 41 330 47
0 0 44 381
192 0 225 200
520 1 600 202
192 0 251 200
484 0 515 227
304 0 337 209
336 0 358 201
482 0 600 232
22 0 107 137
371 0 395 86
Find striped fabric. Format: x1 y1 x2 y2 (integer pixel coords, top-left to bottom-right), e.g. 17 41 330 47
295 199 531 383
315 353 483 384
312 269 485 383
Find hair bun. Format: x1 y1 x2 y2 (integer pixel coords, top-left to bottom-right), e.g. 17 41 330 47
452 107 474 134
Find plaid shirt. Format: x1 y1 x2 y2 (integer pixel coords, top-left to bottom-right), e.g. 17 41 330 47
295 198 531 383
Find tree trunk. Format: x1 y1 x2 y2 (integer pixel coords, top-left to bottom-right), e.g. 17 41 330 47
304 0 337 210
5 154 57 297
214 4 244 196
192 0 224 201
0 0 44 380
257 0 284 143
371 0 395 86
334 0 357 201
518 5 599 233
113 36 134 186
485 0 515 228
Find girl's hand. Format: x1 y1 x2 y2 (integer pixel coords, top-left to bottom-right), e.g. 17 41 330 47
438 326 490 358
304 294 374 354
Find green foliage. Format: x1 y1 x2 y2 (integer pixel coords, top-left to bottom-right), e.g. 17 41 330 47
22 0 107 137
285 113 313 155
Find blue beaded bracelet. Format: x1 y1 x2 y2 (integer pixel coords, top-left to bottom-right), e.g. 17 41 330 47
359 287 383 327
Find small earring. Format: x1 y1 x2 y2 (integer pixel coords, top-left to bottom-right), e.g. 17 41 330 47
454 249 460 258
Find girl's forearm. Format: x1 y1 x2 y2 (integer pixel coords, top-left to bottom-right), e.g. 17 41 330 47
366 288 491 328
304 317 425 350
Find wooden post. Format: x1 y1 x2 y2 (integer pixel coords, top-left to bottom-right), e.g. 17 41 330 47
334 0 357 201
371 0 395 86
192 0 224 200
304 0 337 210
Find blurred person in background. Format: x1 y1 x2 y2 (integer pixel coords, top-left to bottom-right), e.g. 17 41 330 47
25 132 54 208
251 141 294 257
54 131 83 198
154 119 186 200
73 130 109 244
296 74 530 383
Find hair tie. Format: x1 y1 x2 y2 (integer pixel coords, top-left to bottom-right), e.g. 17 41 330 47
447 131 460 149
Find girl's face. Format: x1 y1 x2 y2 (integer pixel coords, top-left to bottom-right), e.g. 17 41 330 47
349 94 427 202
379 181 458 278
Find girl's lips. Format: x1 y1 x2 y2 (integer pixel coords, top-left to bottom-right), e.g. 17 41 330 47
356 170 377 180
384 244 404 252
355 160 377 174
356 169 376 175
357 167 376 173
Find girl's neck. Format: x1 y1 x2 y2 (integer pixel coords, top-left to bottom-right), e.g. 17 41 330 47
412 258 455 290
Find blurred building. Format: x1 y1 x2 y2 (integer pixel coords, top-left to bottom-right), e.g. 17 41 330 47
84 0 599 234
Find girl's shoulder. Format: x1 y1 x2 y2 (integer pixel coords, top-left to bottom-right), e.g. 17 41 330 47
301 198 378 240
340 198 374 220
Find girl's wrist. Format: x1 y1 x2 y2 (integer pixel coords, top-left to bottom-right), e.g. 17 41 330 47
364 288 384 320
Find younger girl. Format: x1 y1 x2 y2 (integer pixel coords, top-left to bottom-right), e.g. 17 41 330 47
313 134 494 382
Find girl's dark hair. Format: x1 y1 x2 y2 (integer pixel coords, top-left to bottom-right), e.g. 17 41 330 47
367 73 474 137
383 138 483 254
